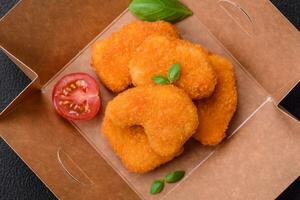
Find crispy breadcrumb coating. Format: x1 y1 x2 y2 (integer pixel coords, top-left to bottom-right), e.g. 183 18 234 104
193 54 238 145
102 118 183 173
129 35 217 99
104 85 198 157
91 21 178 93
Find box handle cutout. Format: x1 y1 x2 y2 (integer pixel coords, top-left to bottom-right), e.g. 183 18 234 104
57 147 93 186
218 0 254 36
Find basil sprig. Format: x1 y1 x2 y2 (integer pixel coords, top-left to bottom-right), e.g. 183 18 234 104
129 0 193 23
150 180 164 194
165 170 185 183
168 63 181 83
151 75 170 85
150 170 185 195
152 63 181 85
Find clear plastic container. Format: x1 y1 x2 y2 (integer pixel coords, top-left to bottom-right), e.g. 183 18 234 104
42 10 269 200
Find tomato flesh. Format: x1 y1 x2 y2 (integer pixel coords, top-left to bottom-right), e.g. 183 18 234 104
52 73 100 121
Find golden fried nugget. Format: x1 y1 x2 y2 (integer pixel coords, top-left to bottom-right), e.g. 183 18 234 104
91 21 178 93
102 118 183 173
105 85 198 157
193 54 238 145
129 35 217 99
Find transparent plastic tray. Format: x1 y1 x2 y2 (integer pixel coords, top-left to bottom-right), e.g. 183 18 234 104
42 11 269 200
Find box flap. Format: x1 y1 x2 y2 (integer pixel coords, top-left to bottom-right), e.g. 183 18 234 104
0 0 130 116
0 0 130 85
0 48 39 116
0 92 139 200
165 101 300 199
182 0 300 101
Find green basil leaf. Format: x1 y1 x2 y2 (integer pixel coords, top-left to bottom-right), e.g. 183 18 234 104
152 75 170 85
150 180 164 194
168 63 181 83
129 0 193 23
165 170 185 183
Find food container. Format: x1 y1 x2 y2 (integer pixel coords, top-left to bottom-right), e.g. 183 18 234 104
0 0 299 199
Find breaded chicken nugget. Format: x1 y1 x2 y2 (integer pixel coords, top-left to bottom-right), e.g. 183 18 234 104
105 85 198 157
102 118 183 173
193 54 238 145
91 21 178 93
129 35 217 99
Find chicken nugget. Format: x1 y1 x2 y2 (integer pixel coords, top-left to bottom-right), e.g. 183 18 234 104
102 118 183 173
91 21 178 93
105 85 198 157
193 54 238 145
129 35 217 99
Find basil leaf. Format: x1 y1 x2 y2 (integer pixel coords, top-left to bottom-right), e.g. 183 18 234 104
165 170 185 183
150 180 164 194
168 63 181 83
152 75 170 85
129 0 193 23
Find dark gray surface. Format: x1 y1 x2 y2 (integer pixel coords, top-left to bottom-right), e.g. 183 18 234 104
0 52 31 112
0 0 299 199
272 0 300 31
0 138 56 200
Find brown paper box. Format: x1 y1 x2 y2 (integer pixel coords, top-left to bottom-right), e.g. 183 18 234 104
0 0 299 199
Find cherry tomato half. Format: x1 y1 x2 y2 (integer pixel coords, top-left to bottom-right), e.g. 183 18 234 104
52 73 101 121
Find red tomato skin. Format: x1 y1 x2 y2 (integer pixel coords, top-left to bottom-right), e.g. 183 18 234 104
52 73 101 121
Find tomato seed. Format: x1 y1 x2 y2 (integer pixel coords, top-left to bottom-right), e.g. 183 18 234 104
70 84 76 89
69 110 79 116
80 80 87 87
63 101 70 105
75 80 81 87
63 90 68 95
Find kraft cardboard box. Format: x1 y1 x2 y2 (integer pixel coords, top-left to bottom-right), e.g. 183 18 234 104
0 0 299 199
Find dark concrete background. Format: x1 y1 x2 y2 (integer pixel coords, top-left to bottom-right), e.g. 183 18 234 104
0 0 299 199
